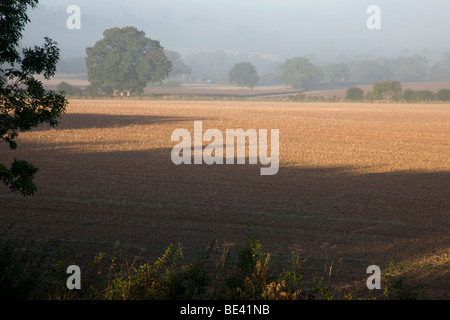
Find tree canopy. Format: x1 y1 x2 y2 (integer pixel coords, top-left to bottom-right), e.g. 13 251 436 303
1 0 67 196
390 54 428 82
228 62 259 89
321 63 350 84
85 27 172 96
281 57 318 90
349 60 391 84
345 87 364 101
372 80 402 100
430 52 450 81
164 50 191 80
57 81 82 97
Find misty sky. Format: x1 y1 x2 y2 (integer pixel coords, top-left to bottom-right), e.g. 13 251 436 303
22 0 450 63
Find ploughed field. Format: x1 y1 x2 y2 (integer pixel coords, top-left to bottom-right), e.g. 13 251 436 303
1 99 449 297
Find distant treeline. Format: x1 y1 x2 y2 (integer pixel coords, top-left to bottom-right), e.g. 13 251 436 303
283 81 450 103
280 54 450 90
401 88 450 102
57 78 450 103
178 50 450 87
343 80 450 102
57 50 450 88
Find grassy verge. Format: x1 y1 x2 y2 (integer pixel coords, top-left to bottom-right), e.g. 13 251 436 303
0 224 433 300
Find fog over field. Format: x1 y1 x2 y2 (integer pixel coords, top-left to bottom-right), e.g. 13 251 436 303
23 0 450 63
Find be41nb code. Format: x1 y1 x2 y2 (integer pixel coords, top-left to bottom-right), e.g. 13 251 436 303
224 304 269 315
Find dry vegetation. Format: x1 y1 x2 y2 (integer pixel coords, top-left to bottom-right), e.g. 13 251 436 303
0 99 449 298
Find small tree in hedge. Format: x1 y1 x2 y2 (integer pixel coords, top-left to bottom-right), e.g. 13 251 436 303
372 80 402 100
345 87 364 101
56 81 82 97
436 89 450 101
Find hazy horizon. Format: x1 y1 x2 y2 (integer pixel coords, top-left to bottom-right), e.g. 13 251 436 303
22 0 450 64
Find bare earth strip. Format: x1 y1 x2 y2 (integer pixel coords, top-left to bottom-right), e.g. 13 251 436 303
0 99 449 297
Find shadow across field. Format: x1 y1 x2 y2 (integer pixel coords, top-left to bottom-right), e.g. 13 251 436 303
35 113 204 131
1 143 448 269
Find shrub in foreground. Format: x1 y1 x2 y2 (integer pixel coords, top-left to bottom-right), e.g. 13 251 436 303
0 227 433 300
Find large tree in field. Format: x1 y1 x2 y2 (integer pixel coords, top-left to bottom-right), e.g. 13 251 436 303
85 27 172 96
0 0 67 196
228 62 259 89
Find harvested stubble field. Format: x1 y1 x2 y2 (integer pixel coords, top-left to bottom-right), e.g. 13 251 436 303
1 99 449 298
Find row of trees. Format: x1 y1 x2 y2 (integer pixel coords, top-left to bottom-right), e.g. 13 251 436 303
82 26 450 95
280 54 450 91
84 27 262 94
175 51 450 88
345 80 450 102
345 81 402 101
184 51 450 89
227 54 449 91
